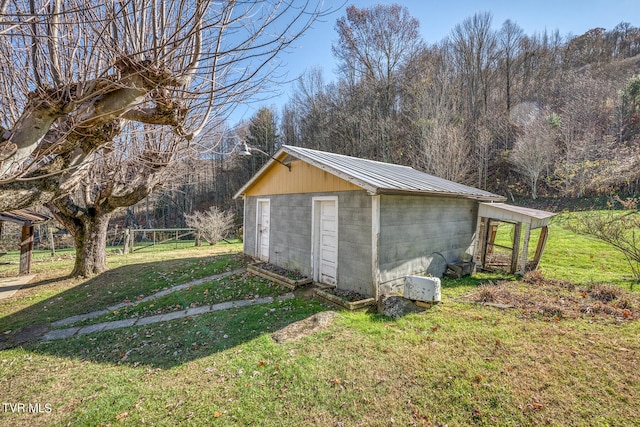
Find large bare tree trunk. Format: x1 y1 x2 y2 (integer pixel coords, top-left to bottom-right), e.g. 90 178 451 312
50 203 112 277
70 211 112 277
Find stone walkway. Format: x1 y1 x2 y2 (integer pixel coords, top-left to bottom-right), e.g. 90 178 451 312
40 268 293 341
42 293 294 341
51 269 244 328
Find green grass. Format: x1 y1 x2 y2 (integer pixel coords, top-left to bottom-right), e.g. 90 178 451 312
69 273 291 327
1 214 639 426
491 213 638 288
0 242 245 332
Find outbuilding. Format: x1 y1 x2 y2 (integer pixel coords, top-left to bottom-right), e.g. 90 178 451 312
0 209 50 275
234 145 508 299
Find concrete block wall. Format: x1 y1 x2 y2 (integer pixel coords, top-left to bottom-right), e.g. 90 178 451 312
379 195 477 293
244 191 373 295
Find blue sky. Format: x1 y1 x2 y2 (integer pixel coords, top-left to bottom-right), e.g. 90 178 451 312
230 0 640 125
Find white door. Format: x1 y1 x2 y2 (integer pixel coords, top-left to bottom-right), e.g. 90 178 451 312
256 199 270 261
314 199 338 285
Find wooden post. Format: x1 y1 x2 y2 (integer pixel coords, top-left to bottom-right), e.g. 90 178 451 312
510 222 522 274
123 228 130 254
19 224 34 275
486 222 499 255
519 223 531 275
479 217 490 267
531 226 549 270
48 226 56 257
472 216 484 266
128 228 134 253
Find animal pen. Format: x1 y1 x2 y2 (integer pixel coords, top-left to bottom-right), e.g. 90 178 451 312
474 203 556 274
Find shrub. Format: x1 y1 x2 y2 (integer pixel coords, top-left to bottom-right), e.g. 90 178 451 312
564 197 640 285
184 207 234 246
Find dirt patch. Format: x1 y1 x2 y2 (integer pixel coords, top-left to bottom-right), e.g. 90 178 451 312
257 263 308 281
320 288 368 303
0 322 49 349
271 311 337 343
468 271 639 321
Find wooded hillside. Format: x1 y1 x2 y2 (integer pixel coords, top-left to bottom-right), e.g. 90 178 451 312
281 6 640 200
126 5 640 228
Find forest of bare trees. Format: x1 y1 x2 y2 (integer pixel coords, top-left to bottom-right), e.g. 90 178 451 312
4 3 640 275
279 5 640 201
149 4 640 231
136 4 640 236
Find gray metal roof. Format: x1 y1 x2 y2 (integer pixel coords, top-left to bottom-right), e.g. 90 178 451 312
479 203 555 220
235 145 506 201
478 202 556 229
0 209 51 225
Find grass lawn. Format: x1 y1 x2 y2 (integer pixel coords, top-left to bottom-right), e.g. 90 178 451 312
1 218 639 426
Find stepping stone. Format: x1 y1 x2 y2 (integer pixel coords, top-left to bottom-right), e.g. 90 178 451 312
42 327 80 341
52 310 110 327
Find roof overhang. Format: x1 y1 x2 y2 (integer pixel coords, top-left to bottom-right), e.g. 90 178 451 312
376 188 505 201
0 209 51 225
478 202 555 229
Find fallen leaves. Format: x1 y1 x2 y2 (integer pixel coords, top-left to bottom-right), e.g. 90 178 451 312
527 397 544 411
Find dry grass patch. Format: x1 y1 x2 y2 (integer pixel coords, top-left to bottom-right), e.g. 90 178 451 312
470 270 640 321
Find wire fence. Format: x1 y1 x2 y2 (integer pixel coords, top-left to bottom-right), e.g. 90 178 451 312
122 228 197 253
0 224 200 256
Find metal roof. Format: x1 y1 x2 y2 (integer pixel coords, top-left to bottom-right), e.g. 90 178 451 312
478 202 555 228
235 145 505 201
0 209 51 225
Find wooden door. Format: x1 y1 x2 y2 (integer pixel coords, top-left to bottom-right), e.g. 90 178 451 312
256 200 270 261
314 199 337 285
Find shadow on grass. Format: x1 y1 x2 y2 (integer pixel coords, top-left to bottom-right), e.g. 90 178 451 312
29 297 328 369
0 252 249 332
0 252 330 368
18 275 74 290
441 271 517 289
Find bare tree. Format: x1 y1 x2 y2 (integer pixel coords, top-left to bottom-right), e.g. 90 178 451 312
185 206 234 246
449 12 497 135
510 112 557 199
498 19 524 115
46 126 181 276
333 3 422 84
0 0 326 211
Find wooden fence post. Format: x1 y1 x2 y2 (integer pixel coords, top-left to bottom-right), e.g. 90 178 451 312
48 226 56 257
123 228 130 254
19 225 34 275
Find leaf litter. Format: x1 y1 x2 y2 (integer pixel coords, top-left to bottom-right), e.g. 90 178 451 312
469 270 640 321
